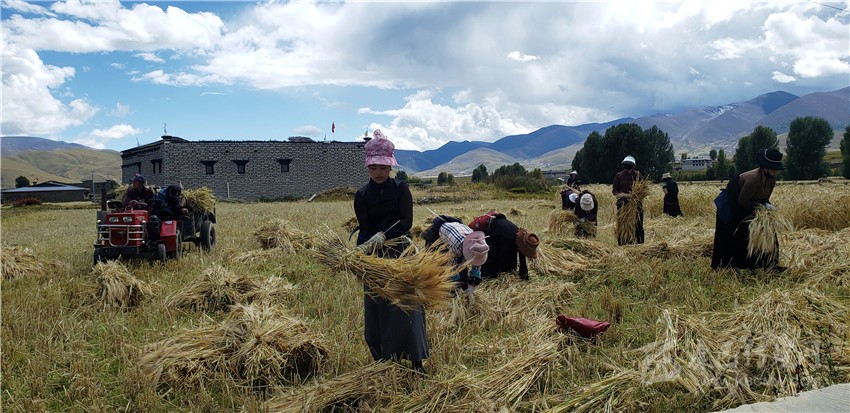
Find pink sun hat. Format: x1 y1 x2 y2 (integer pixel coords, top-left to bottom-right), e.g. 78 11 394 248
462 231 490 266
364 129 398 166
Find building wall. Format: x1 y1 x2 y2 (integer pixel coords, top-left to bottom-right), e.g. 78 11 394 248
682 158 714 171
1 190 89 204
122 139 368 201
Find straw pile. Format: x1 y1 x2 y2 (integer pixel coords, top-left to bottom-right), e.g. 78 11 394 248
746 205 792 262
254 218 317 252
615 179 651 244
783 191 850 231
2 246 44 279
548 237 610 260
183 187 216 213
546 210 577 236
139 303 326 390
784 228 850 285
532 242 600 279
92 261 153 309
262 362 407 412
626 237 714 260
313 233 456 311
111 184 129 202
471 279 576 331
341 216 359 232
166 264 295 311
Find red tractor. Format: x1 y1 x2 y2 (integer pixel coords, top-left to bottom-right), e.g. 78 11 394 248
93 200 216 265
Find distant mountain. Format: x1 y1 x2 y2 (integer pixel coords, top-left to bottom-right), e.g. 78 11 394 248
0 136 89 156
487 125 590 158
395 140 490 172
1 137 120 188
415 148 518 177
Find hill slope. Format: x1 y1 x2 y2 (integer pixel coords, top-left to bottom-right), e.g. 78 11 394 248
1 148 121 188
0 136 89 157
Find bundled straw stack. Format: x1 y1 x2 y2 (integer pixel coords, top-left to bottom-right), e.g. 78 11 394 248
139 303 326 390
183 187 216 213
254 218 317 252
546 210 577 236
615 179 651 244
92 261 153 309
2 246 44 279
313 233 456 311
746 205 792 262
166 264 295 311
111 184 129 203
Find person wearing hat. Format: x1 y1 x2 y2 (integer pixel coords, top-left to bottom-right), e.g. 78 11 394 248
560 187 579 210
566 170 581 189
423 217 488 299
612 155 644 245
154 184 190 220
574 190 599 238
472 211 539 280
711 148 784 270
353 129 427 372
661 172 683 217
122 174 155 207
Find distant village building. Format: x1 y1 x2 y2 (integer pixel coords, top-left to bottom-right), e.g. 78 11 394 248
1 181 89 204
681 156 714 171
542 170 569 180
120 135 368 201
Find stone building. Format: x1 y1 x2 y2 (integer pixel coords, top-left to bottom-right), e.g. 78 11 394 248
121 136 368 201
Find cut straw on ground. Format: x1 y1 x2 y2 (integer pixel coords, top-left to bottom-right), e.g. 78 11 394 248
166 264 295 312
92 261 154 309
254 218 318 252
2 246 45 279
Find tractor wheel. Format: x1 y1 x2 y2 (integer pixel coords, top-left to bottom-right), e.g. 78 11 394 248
200 221 216 251
169 230 183 259
156 243 167 264
93 248 103 266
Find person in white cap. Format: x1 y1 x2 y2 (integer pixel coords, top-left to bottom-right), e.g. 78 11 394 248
661 172 683 217
574 190 599 238
566 170 581 189
612 155 644 245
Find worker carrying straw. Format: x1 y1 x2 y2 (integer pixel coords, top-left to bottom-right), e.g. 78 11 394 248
612 155 645 245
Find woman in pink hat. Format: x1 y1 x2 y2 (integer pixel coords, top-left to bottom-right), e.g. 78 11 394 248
353 130 428 373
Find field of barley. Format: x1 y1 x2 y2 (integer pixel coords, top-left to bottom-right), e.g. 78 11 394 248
2 181 849 412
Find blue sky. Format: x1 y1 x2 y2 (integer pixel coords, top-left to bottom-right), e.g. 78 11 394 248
2 1 848 152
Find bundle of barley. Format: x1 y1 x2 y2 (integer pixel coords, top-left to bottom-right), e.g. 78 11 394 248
262 362 406 412
165 264 261 312
575 218 597 237
547 210 577 236
549 237 610 260
111 184 129 202
341 216 359 232
223 303 327 387
615 179 651 244
313 233 456 311
531 243 595 279
183 187 216 213
92 261 153 309
1 246 44 279
472 278 576 330
746 205 792 262
253 218 317 252
138 324 229 388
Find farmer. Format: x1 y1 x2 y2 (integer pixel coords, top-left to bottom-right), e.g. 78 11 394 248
566 170 581 189
470 211 539 280
154 184 190 221
560 187 579 210
122 174 155 207
353 130 427 373
711 148 784 271
422 217 489 299
661 172 683 217
575 191 598 238
612 155 645 245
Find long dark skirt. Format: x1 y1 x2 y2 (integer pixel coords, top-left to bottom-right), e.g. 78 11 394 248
712 213 779 270
616 199 644 245
363 287 429 362
663 201 683 217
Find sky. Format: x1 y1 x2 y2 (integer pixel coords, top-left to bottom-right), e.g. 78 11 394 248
1 1 849 152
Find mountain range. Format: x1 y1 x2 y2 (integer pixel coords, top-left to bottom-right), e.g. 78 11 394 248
1 86 847 184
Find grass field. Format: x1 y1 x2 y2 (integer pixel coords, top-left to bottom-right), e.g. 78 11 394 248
2 182 848 412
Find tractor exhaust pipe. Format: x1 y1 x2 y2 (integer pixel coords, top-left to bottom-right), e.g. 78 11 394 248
100 184 107 211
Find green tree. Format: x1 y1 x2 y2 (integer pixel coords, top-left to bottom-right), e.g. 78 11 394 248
437 172 448 185
709 149 717 160
841 125 850 179
15 176 30 188
785 116 833 180
680 152 688 162
395 170 409 182
713 149 729 179
705 167 715 181
571 124 674 183
735 126 779 173
471 164 489 182
446 173 455 185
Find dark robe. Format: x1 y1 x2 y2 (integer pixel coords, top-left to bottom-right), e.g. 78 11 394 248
574 191 598 238
711 168 778 270
662 179 683 217
354 178 427 363
566 175 581 189
612 169 644 245
480 216 529 280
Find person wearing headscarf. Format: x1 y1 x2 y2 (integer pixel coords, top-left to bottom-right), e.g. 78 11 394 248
353 130 427 372
423 218 488 299
574 190 599 238
661 172 683 217
711 148 784 270
470 211 539 281
612 155 644 245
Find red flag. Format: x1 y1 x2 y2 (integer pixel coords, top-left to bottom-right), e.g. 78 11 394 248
332 122 335 133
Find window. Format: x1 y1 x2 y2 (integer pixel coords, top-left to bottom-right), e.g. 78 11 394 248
151 159 162 174
277 158 292 173
201 160 217 175
233 160 249 174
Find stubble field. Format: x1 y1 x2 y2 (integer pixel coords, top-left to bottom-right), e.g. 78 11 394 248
2 181 849 412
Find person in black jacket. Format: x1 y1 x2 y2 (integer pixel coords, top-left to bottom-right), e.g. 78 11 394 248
575 191 598 238
661 173 683 217
353 130 427 373
470 212 539 280
566 170 581 189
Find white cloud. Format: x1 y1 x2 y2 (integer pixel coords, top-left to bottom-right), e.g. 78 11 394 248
108 103 131 117
200 91 225 97
135 52 164 63
1 0 55 16
772 71 796 83
793 56 850 78
74 123 142 149
0 42 98 136
132 70 225 87
293 125 322 137
507 51 539 63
